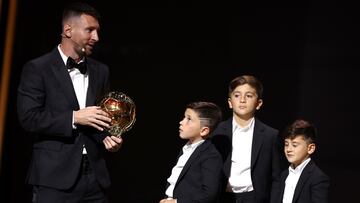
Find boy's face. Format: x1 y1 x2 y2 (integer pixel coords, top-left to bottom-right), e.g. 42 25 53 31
284 135 315 168
228 84 263 120
179 108 208 143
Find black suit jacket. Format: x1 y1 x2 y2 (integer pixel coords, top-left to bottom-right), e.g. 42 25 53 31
211 118 286 203
270 160 330 203
166 140 223 203
17 47 111 190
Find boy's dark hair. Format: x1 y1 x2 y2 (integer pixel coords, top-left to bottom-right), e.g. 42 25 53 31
62 2 101 25
228 75 263 99
186 102 222 134
283 119 317 144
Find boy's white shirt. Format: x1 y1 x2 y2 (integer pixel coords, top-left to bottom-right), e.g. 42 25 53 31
227 117 255 193
165 139 205 198
282 157 311 203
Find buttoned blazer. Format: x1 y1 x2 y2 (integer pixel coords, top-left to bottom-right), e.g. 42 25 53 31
166 140 223 203
17 47 111 190
270 160 330 203
211 118 286 203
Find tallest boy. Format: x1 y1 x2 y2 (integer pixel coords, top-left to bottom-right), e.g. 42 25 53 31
211 75 286 203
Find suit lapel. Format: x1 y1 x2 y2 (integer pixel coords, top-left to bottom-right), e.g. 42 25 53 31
222 119 233 177
85 61 96 106
176 140 209 185
279 170 289 202
292 160 315 202
51 49 79 109
251 119 265 167
85 59 109 106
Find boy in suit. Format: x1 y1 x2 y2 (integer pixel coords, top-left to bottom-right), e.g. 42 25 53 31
271 119 330 203
17 2 122 202
159 102 223 203
211 75 286 203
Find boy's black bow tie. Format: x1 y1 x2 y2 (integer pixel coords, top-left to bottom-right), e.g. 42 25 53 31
67 57 87 74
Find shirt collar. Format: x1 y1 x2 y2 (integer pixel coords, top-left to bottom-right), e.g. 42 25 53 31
232 117 255 133
183 139 205 151
289 157 311 174
58 44 85 65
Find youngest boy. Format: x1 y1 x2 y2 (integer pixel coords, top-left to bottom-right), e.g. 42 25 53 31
271 119 330 203
159 102 223 203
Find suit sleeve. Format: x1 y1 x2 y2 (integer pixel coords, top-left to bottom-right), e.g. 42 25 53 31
17 61 73 137
311 173 330 203
270 129 288 201
272 130 288 179
178 152 223 203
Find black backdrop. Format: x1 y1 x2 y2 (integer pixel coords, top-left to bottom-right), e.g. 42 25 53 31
1 0 359 202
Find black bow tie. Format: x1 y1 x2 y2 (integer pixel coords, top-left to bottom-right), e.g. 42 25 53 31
67 57 87 74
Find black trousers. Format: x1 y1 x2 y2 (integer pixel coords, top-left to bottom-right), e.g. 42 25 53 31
221 191 255 203
32 155 107 203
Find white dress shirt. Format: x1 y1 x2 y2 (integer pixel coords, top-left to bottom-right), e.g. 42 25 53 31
165 140 205 198
58 45 88 154
282 158 311 203
228 117 255 193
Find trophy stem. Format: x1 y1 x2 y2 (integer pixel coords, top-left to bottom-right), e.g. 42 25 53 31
109 125 124 138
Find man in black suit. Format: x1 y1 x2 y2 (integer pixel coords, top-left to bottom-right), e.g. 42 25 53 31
17 2 122 202
211 75 287 203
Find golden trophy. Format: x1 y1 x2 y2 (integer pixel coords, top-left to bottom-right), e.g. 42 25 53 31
99 91 136 138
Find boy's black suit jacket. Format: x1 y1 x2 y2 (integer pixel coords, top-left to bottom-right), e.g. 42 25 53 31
270 160 330 203
165 139 223 203
211 118 286 203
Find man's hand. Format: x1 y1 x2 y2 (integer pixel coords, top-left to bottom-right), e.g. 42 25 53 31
103 136 123 152
74 106 111 131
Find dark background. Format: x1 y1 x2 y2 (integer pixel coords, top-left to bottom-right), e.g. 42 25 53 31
1 0 359 202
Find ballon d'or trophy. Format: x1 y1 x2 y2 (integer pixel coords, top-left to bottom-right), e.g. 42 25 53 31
99 91 136 138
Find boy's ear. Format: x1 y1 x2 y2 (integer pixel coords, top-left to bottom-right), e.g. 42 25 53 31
228 98 233 109
256 99 263 110
200 127 210 137
308 143 316 155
